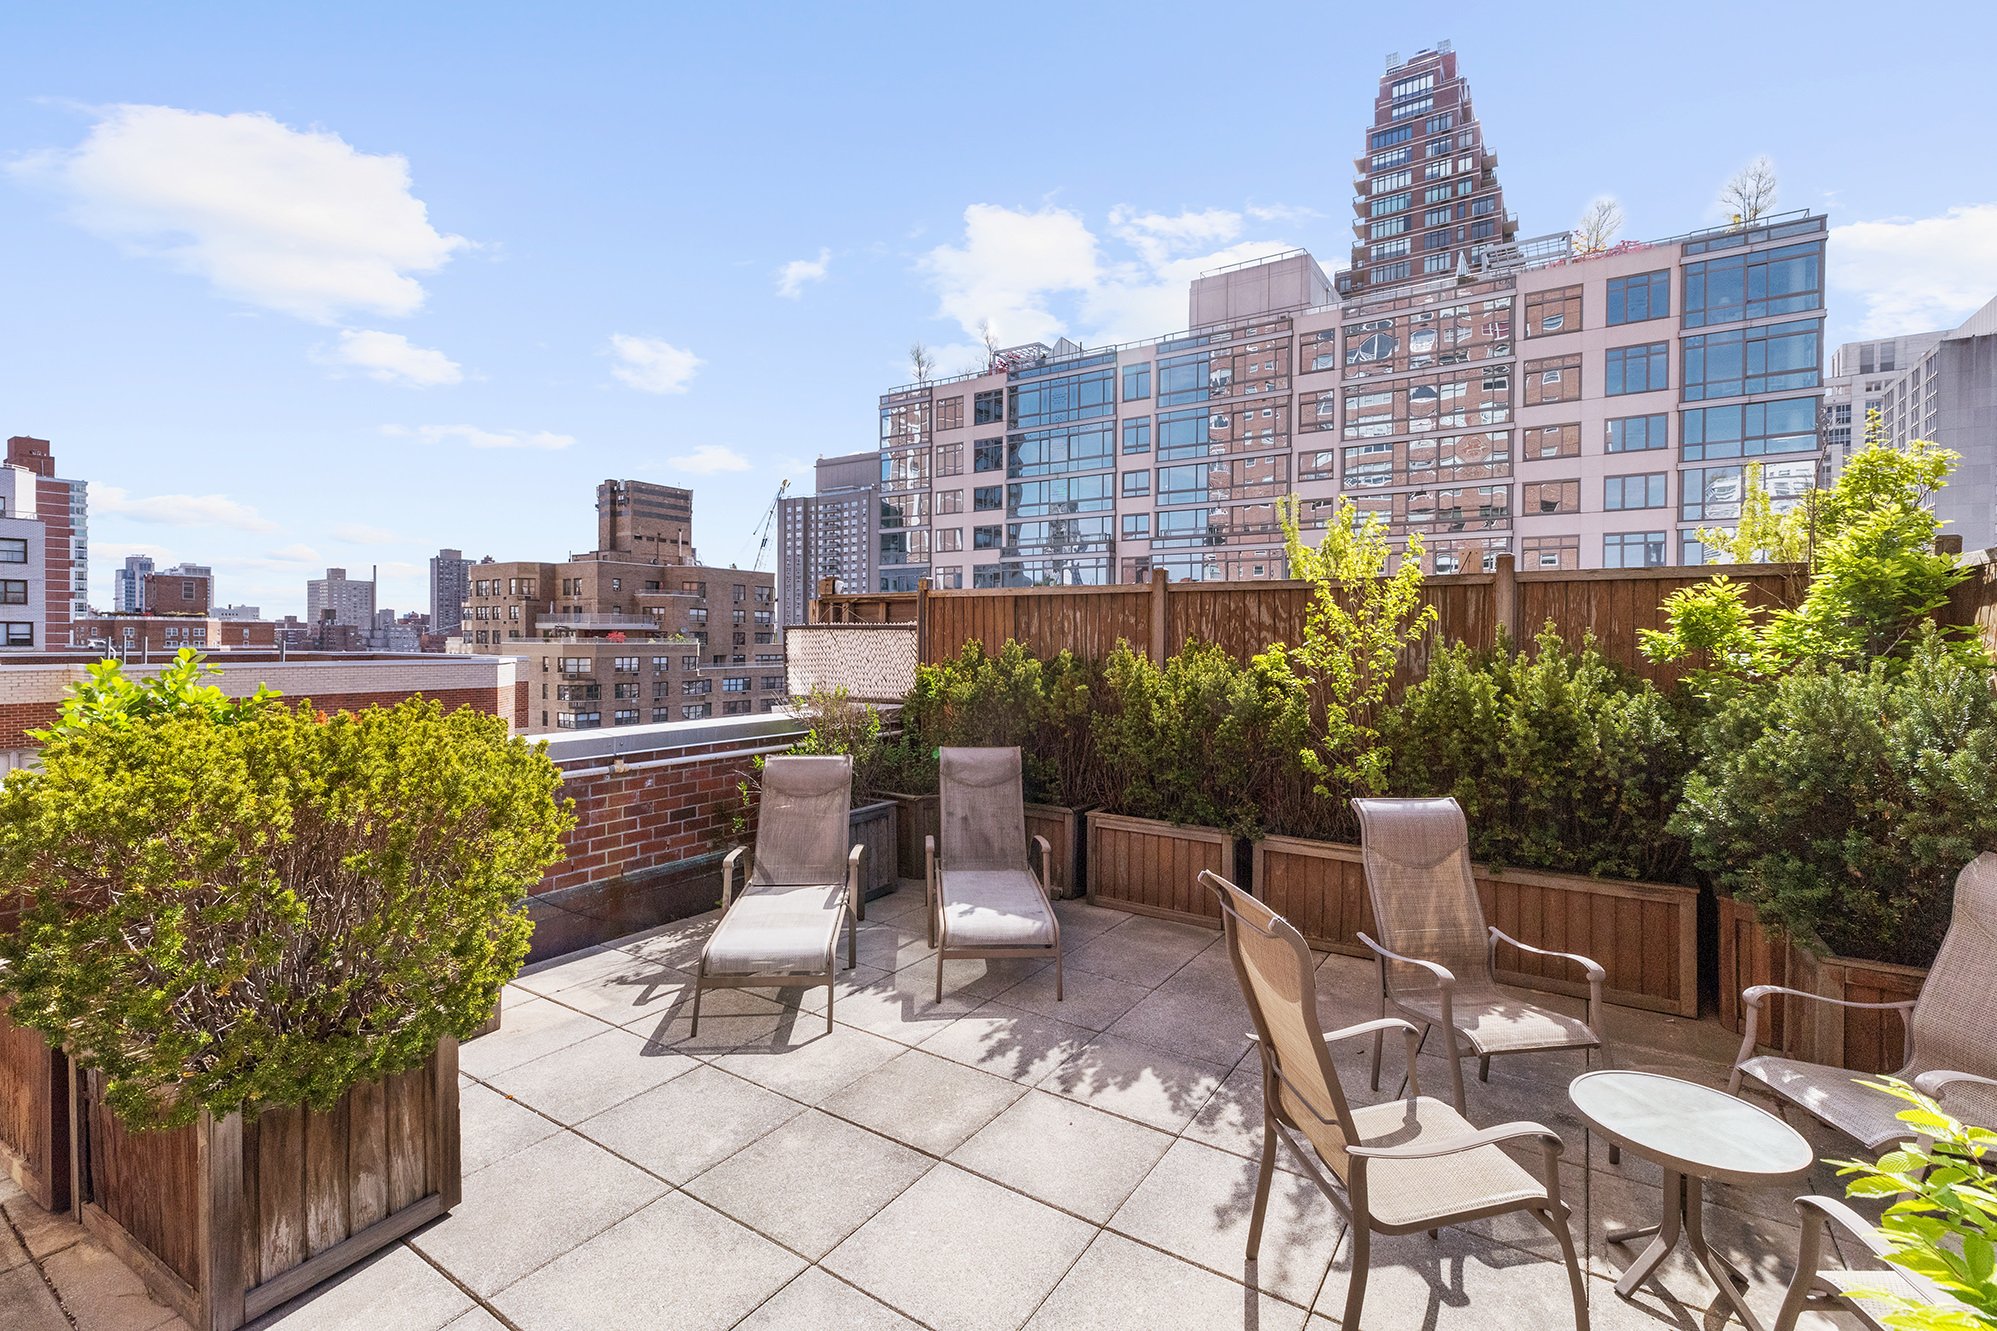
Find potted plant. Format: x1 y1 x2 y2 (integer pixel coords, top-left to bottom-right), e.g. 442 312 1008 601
0 654 571 1331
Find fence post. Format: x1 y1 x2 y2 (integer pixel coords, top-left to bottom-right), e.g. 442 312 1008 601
1937 535 1964 556
1150 567 1169 663
815 577 837 623
1492 553 1518 648
915 578 930 665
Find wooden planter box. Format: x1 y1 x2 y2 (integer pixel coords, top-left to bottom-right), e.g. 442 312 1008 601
73 1039 462 1331
1251 836 1701 1018
848 800 899 903
1025 804 1091 900
0 1000 69 1213
880 792 938 881
1717 895 1799 1049
1086 813 1235 926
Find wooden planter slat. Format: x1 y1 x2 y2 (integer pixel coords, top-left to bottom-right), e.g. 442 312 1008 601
1250 836 1700 1018
1085 813 1234 926
847 801 898 903
1023 804 1090 900
1789 950 1928 1076
880 792 938 881
74 1038 461 1331
0 1000 69 1213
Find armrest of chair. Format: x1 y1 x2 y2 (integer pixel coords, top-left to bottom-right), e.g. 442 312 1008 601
1357 932 1456 987
1323 1016 1424 1099
847 843 865 923
1913 1070 1997 1098
1032 833 1053 901
1348 1120 1564 1160
1794 1195 1894 1261
1490 926 1605 1036
925 835 939 949
722 846 747 908
1732 986 1918 1088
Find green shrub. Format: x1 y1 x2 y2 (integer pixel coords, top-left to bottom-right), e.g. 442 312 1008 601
1674 626 1997 966
893 640 1099 806
1386 626 1693 881
0 699 573 1131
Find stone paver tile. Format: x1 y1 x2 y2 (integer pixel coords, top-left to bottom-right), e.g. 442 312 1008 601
1105 972 1256 1068
0 1203 29 1275
1178 1061 1301 1177
824 1165 1096 1331
853 923 935 974
616 980 789 1056
492 1191 804 1331
455 997 613 1080
864 888 929 927
1062 915 1214 988
521 955 697 1026
1050 897 1133 940
1 1191 88 1261
733 1267 922 1331
512 945 651 999
613 910 719 970
437 1312 507 1331
1038 1032 1230 1134
991 962 1150 1032
41 1237 183 1331
409 1130 667 1297
249 1242 470 1331
821 1049 1026 1155
457 1081 562 1176
794 960 1010 1044
1027 1230 1311 1331
1309 1225 1640 1331
1109 1137 1342 1306
485 1025 696 1124
0 1264 68 1331
685 1110 935 1260
577 1063 803 1184
948 1089 1173 1223
916 1002 1095 1085
713 1023 904 1104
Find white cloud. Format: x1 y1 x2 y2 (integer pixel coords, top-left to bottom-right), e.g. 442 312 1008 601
331 523 404 544
1830 204 1997 337
665 445 751 475
312 329 462 386
776 248 831 298
266 544 322 563
917 203 1294 348
381 423 576 450
94 486 278 532
607 334 702 393
10 104 468 323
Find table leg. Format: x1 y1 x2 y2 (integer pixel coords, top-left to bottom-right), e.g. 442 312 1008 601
1684 1177 1765 1331
1612 1169 1685 1297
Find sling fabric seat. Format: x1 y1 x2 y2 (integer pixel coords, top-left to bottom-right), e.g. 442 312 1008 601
926 746 1061 1002
1730 852 1997 1149
1201 869 1588 1331
692 754 862 1035
1772 1195 1949 1331
1353 797 1606 1115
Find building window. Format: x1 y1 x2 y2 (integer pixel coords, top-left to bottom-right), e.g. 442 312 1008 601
935 528 963 553
1521 535 1580 570
682 703 711 720
974 485 1004 511
1522 354 1582 406
653 708 672 723
1122 514 1150 539
1681 397 1821 461
1521 424 1580 459
761 676 784 690
683 678 710 695
973 525 1001 550
1521 480 1580 515
722 677 749 692
973 438 1004 472
1681 319 1822 401
936 395 964 431
722 699 752 715
1372 260 1412 284
1605 341 1669 396
1122 418 1151 454
681 656 699 670
1122 470 1150 497
1607 270 1670 325
1605 473 1669 510
1682 459 1817 523
0 581 24 606
1683 241 1823 328
1122 364 1150 400
559 710 601 729
613 709 639 725
1606 414 1668 453
932 488 963 516
3 623 31 646
931 566 963 589
613 656 639 672
936 441 963 476
1603 532 1667 568
1524 286 1582 337
0 539 26 564
974 389 1005 425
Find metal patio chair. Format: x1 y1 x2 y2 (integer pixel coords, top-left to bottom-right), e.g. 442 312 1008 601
691 754 862 1035
1772 1195 1948 1331
1353 797 1607 1116
926 746 1061 1003
1729 852 1997 1149
1202 869 1589 1331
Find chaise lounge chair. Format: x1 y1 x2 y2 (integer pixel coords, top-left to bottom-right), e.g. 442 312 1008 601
926 746 1061 1003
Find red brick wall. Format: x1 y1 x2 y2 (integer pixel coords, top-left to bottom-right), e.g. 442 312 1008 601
35 476 71 647
514 679 529 729
537 748 760 896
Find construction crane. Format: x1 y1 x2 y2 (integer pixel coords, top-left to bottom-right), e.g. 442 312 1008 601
749 479 789 572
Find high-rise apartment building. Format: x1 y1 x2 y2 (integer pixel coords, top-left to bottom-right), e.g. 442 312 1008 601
596 480 694 559
777 451 878 624
428 548 471 635
306 567 377 628
1341 44 1518 300
5 437 85 642
1869 295 1997 550
142 567 212 614
114 554 155 612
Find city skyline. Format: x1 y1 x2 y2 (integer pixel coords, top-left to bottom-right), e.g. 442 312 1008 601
3 5 1995 618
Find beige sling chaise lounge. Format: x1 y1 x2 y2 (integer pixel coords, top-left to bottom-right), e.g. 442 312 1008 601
1729 851 1997 1148
926 746 1061 1003
1352 797 1608 1116
691 754 863 1036
1202 869 1589 1331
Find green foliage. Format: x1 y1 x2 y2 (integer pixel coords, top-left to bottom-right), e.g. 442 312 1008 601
1277 494 1437 803
1673 627 1997 965
1835 1079 1997 1329
781 686 916 805
32 648 282 739
896 640 1099 805
1386 626 1693 880
0 699 573 1131
1090 640 1319 840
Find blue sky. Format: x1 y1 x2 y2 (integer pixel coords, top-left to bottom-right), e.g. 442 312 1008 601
3 2 1994 619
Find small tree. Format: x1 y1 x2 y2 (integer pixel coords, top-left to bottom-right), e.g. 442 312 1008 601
32 648 281 738
908 341 935 385
1720 155 1779 225
977 319 1001 370
1575 197 1624 252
